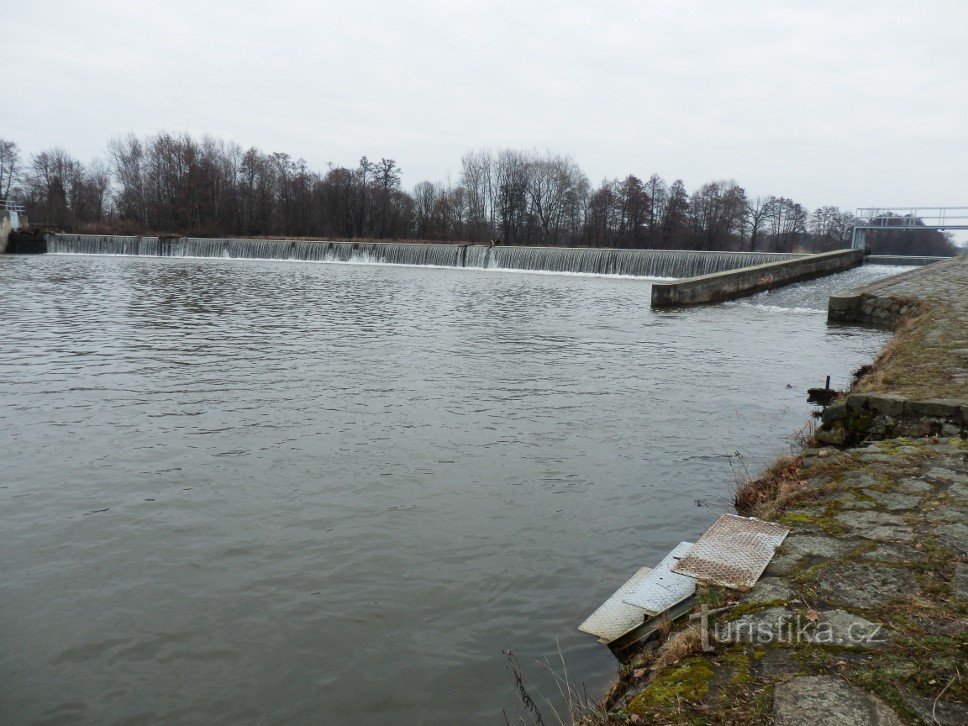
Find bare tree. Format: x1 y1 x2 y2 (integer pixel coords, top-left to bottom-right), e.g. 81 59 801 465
526 153 588 246
766 197 808 251
744 195 775 251
23 148 86 226
643 174 667 246
494 149 529 244
373 158 402 238
108 133 148 227
77 159 112 221
460 149 494 242
8 130 880 251
585 179 618 247
0 139 21 201
689 180 746 250
662 179 690 248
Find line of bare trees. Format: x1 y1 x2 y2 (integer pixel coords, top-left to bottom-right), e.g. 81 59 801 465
0 133 959 255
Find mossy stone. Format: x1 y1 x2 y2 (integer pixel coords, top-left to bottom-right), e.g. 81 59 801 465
627 657 715 715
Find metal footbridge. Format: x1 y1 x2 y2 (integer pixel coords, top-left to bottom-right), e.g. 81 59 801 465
851 206 968 249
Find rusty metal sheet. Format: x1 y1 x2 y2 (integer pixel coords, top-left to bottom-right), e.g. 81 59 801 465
621 541 696 615
578 567 653 643
671 513 789 591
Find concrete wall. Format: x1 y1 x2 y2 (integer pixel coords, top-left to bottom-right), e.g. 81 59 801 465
827 293 924 327
0 214 10 253
816 392 966 446
650 248 865 308
865 255 949 266
4 231 48 254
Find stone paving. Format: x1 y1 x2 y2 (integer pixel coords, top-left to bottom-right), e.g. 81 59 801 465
608 257 968 725
621 438 967 724
726 438 966 723
857 255 968 300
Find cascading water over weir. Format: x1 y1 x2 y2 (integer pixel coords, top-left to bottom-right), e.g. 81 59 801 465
44 234 804 280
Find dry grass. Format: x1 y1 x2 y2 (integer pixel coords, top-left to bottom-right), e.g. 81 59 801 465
789 418 818 449
650 625 704 673
503 646 619 726
733 455 804 519
854 303 968 399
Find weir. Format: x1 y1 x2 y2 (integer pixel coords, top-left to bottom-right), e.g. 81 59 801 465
42 234 804 280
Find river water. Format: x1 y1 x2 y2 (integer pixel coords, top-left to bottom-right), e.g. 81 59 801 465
0 256 902 724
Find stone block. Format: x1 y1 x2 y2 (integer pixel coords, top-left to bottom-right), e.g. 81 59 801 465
908 398 963 420
901 693 968 726
862 393 907 418
774 675 903 725
834 510 914 543
815 424 848 446
862 490 922 511
821 401 848 425
953 562 968 599
740 577 797 605
811 609 890 649
828 294 863 322
815 561 910 609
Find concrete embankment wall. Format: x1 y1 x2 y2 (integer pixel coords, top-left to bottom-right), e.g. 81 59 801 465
865 254 949 266
4 231 48 254
828 254 966 326
0 214 10 253
650 248 865 307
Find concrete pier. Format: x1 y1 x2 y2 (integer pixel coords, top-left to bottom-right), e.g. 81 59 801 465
650 248 865 307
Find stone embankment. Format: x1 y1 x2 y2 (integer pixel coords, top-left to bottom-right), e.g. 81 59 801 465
829 254 967 327
598 255 967 725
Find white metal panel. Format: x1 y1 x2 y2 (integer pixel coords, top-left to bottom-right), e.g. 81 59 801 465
578 567 653 643
621 542 696 615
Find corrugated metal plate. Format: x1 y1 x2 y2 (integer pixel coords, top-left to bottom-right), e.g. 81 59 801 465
578 567 653 643
621 542 696 615
671 514 789 591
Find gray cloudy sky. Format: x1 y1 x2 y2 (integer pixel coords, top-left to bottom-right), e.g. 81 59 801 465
3 0 967 213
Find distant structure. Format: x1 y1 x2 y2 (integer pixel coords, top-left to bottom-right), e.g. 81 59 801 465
851 206 968 250
2 199 26 230
1 200 27 252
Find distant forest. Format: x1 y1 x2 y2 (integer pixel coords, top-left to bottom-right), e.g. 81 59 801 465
0 134 959 256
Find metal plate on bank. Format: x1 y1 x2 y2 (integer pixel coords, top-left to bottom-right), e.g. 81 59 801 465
621 542 696 615
671 514 789 591
578 567 653 643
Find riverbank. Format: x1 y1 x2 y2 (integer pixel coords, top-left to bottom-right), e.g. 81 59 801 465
597 256 967 724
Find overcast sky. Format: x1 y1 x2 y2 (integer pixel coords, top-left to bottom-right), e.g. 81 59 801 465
3 0 967 215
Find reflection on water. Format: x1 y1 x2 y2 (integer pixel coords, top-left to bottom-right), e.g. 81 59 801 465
0 256 897 724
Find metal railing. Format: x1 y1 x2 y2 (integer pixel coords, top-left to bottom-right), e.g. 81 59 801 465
854 207 968 229
851 206 968 249
1 200 26 214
